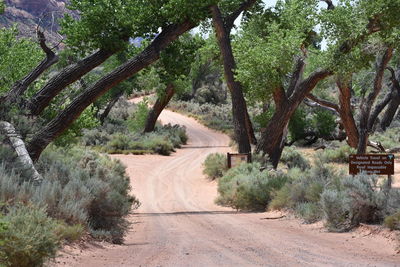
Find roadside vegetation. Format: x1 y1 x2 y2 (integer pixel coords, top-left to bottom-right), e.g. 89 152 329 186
1 0 400 264
81 98 187 156
205 150 400 234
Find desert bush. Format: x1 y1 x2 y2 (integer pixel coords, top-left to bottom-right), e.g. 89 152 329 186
268 161 342 223
320 173 397 232
280 147 311 170
203 153 228 180
384 211 400 230
320 145 356 163
0 146 140 244
295 202 323 223
168 100 233 133
0 205 61 267
216 163 289 211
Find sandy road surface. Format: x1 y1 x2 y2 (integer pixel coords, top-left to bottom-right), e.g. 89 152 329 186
55 109 400 267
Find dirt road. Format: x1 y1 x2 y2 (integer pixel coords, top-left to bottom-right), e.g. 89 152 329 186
55 109 400 267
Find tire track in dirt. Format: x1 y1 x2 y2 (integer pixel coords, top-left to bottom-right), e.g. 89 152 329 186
54 109 400 267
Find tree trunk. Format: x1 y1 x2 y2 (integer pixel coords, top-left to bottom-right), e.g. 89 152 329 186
0 121 42 185
256 70 332 167
357 48 393 154
380 94 400 130
27 21 195 161
4 31 58 104
211 4 253 153
337 79 359 148
28 49 116 115
99 90 124 125
144 83 175 133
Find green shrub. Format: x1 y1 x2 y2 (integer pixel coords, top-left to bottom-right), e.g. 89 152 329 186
268 162 342 223
320 189 352 232
55 222 85 243
216 163 289 211
203 153 228 180
280 147 311 170
288 108 309 142
295 202 323 223
269 184 291 210
168 100 233 133
313 109 336 138
0 146 140 244
0 205 61 267
320 145 356 163
384 212 400 230
127 99 149 132
321 173 387 232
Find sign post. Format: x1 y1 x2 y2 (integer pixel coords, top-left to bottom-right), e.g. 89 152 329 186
349 154 395 188
227 153 252 169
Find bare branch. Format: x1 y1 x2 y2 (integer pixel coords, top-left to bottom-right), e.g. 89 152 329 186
306 93 340 113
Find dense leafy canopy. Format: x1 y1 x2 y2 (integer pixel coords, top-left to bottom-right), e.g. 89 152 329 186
61 0 218 52
0 27 43 95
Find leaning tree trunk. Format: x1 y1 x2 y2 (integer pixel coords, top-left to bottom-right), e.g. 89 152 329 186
211 4 254 153
337 79 359 148
27 21 196 161
0 121 42 185
4 31 58 104
28 49 116 115
380 94 400 130
144 83 175 133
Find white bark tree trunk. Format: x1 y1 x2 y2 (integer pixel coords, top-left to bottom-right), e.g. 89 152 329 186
0 121 43 185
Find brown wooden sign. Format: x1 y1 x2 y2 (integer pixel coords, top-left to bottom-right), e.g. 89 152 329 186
349 154 395 175
227 153 252 168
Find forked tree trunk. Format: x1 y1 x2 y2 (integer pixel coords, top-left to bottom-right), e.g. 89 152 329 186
0 121 42 185
28 49 116 115
357 48 393 154
144 83 175 133
256 70 332 168
211 4 254 153
27 21 196 161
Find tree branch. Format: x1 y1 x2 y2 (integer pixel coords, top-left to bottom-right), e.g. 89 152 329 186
4 30 58 104
27 20 196 161
306 93 340 113
224 0 258 31
290 69 333 104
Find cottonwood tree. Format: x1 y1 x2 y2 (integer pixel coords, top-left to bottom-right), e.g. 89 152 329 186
210 0 260 153
0 0 219 167
144 34 204 132
235 0 400 167
305 0 400 153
